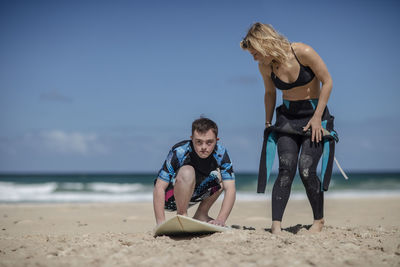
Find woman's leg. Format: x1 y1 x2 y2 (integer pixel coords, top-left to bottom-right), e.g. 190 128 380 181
298 137 324 232
271 133 300 233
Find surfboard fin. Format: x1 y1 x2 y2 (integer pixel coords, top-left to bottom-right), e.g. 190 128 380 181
334 157 349 180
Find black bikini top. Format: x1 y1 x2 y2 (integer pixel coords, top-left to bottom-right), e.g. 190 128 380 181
271 46 315 90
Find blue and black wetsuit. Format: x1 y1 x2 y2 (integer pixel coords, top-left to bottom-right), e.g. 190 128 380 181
157 140 235 211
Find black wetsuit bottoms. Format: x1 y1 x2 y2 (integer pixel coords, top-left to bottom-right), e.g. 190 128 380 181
272 132 324 221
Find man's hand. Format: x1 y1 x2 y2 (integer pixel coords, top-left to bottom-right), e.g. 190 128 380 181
156 219 165 226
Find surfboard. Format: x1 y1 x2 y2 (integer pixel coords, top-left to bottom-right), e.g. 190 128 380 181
154 215 229 236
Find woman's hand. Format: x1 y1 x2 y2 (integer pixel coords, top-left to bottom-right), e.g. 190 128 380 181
303 116 323 143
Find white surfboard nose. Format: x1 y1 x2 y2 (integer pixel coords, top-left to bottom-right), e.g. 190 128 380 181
154 215 229 237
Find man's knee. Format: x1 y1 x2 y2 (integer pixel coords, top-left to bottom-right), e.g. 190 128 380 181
176 165 195 184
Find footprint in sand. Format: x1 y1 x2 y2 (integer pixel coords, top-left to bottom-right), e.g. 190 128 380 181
76 221 88 227
14 220 35 225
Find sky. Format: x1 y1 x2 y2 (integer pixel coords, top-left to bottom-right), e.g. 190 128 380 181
0 0 399 173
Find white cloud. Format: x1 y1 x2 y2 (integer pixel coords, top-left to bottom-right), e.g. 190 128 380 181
40 130 107 155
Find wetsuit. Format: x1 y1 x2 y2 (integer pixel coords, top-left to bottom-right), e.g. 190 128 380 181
156 140 235 211
259 47 338 221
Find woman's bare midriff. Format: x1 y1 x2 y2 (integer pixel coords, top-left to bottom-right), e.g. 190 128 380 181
281 78 320 101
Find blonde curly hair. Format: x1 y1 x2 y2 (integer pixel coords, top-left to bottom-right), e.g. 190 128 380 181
240 23 291 63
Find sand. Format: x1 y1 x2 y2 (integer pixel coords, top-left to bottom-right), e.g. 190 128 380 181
1 197 399 267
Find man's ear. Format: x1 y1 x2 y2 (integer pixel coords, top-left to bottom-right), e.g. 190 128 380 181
217 137 220 141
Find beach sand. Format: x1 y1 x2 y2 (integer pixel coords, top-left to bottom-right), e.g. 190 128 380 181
1 197 399 266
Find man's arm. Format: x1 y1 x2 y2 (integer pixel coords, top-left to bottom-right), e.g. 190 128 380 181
208 146 236 226
153 178 169 225
209 179 236 226
153 146 180 225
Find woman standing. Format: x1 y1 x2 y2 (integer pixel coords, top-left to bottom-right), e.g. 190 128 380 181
241 22 337 234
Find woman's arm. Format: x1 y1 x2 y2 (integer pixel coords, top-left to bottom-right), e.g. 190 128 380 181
258 63 277 127
295 43 333 142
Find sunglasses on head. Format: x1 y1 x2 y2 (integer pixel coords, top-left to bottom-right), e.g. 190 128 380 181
241 38 250 48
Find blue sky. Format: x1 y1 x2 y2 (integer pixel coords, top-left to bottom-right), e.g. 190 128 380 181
1 0 399 173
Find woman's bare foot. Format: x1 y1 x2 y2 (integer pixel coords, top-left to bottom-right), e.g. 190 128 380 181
308 218 324 233
271 220 282 234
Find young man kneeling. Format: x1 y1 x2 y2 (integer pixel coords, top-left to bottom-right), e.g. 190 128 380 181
153 117 236 226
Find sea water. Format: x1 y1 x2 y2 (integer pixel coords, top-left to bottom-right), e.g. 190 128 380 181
1 172 399 203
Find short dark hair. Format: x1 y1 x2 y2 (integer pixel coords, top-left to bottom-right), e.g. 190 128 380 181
192 117 218 137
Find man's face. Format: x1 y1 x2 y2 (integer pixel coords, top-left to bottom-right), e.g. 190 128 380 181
191 129 218 159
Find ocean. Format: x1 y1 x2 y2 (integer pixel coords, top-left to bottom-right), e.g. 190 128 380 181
1 172 400 203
